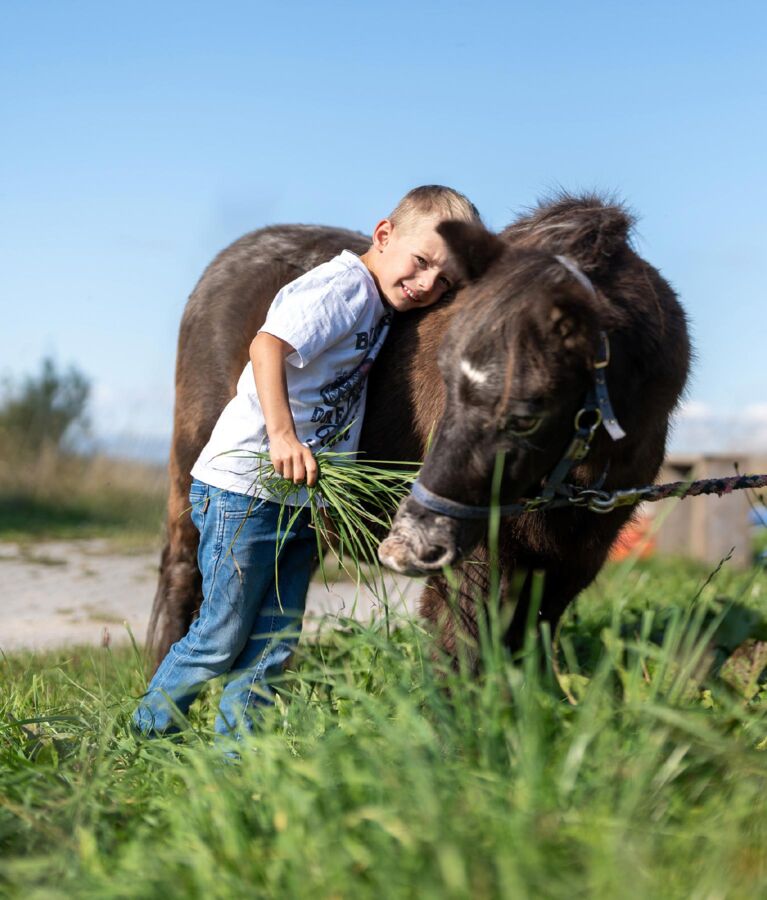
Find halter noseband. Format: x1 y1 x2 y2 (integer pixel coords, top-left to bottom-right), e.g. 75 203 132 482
409 258 626 521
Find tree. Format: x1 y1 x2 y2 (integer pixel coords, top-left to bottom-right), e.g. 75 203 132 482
0 357 91 454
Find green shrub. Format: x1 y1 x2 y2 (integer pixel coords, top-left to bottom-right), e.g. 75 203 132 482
0 357 90 456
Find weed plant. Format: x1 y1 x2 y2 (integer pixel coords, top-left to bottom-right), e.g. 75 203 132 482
2 554 767 898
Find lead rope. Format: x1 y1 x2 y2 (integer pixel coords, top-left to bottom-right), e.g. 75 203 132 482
553 471 767 514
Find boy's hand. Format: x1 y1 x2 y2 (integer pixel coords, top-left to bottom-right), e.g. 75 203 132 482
269 433 319 487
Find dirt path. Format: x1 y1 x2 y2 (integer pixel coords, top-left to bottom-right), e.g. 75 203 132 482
0 540 421 653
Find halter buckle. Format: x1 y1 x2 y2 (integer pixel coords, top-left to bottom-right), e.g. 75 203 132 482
593 332 610 369
574 406 603 433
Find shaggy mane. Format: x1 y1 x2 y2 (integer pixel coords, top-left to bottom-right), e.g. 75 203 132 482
503 193 636 274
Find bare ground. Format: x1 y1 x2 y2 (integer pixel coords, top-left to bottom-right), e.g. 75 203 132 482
0 540 421 653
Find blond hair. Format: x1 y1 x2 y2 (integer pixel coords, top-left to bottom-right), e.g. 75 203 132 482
389 184 481 231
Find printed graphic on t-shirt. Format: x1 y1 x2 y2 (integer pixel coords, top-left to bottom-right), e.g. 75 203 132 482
190 251 392 500
309 313 392 447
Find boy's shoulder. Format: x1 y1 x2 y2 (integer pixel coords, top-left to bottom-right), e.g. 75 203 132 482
285 250 377 305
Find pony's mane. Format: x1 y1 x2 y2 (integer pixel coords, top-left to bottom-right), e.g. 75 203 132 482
503 193 636 274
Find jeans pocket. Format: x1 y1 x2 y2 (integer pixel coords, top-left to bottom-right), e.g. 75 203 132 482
223 492 268 521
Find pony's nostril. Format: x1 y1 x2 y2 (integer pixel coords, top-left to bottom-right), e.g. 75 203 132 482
419 545 451 566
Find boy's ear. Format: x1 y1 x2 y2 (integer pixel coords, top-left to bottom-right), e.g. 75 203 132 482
371 218 393 250
437 220 505 283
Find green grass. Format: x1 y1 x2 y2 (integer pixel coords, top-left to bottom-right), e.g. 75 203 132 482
2 557 767 898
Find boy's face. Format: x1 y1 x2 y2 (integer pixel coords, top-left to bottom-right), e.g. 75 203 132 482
366 217 461 312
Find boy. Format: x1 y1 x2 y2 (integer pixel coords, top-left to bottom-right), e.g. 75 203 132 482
133 185 481 742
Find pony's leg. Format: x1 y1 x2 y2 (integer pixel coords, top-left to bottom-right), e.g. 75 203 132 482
501 559 605 655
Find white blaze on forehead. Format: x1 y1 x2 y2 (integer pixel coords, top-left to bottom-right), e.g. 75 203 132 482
460 358 489 385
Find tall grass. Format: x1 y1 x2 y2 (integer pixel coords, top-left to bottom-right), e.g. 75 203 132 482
0 446 166 543
2 557 767 898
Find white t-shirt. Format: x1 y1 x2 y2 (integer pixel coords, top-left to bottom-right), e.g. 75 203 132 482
191 250 392 501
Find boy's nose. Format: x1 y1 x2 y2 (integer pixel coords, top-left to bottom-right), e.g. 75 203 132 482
417 271 437 294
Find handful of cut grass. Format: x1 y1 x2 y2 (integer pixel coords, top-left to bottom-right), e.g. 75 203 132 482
233 447 420 596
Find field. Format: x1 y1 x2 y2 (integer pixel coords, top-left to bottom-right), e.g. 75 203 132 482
3 548 767 898
0 450 167 546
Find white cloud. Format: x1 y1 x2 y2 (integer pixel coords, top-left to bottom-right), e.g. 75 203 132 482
743 404 767 422
670 400 767 455
675 399 713 420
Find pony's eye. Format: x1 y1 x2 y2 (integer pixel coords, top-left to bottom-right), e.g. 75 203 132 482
505 415 542 436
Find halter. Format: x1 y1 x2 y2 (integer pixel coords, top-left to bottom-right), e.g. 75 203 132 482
409 258 626 521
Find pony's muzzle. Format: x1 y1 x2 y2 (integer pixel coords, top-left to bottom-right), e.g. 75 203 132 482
378 532 456 575
378 497 461 575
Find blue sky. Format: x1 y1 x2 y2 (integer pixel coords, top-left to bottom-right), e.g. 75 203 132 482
2 0 765 456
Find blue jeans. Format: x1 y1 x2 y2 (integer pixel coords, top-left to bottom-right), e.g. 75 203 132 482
133 478 315 741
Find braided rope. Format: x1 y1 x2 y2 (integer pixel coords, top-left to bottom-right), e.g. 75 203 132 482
553 472 767 514
638 472 767 503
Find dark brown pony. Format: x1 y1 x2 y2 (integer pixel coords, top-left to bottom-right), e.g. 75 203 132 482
379 199 690 662
147 197 689 672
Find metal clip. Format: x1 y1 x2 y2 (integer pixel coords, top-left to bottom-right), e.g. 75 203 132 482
586 495 618 513
567 489 611 511
563 436 589 462
586 488 643 513
611 489 643 508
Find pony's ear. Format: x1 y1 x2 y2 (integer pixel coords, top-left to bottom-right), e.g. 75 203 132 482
437 220 505 282
547 300 600 358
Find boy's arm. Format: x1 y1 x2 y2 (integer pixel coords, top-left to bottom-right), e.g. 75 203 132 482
250 332 318 487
